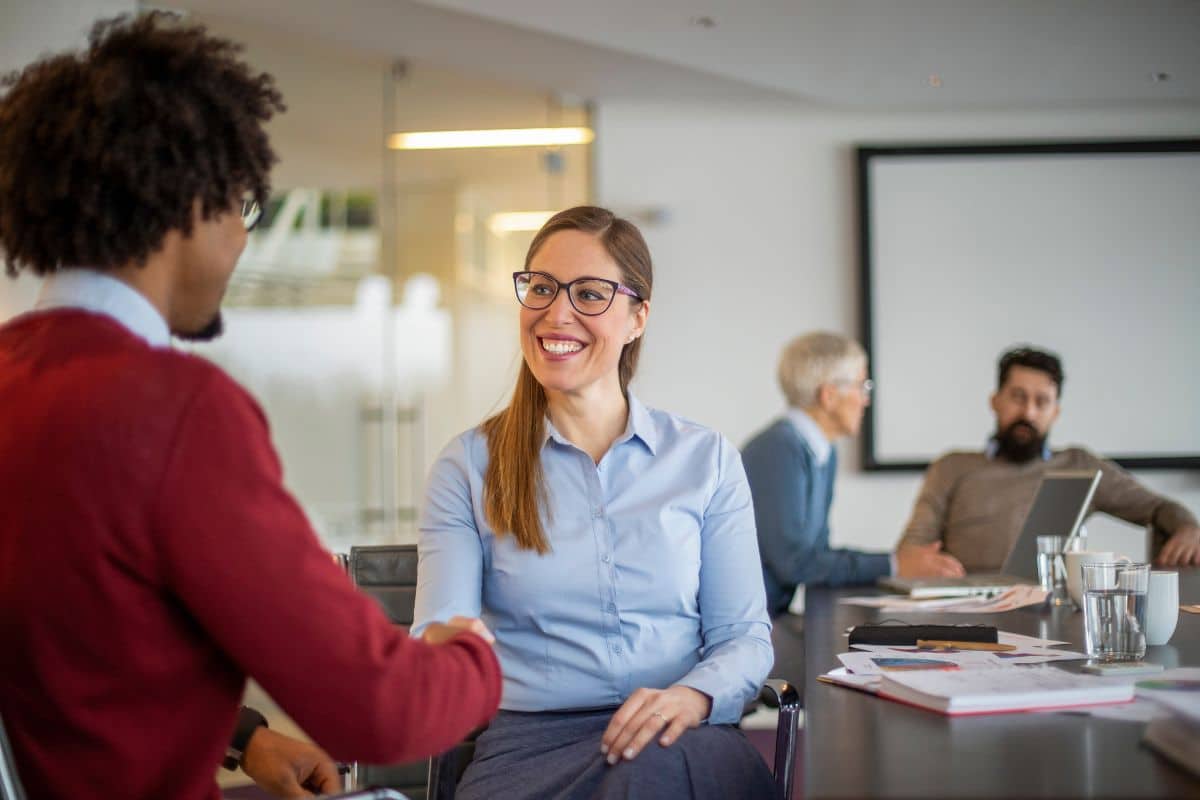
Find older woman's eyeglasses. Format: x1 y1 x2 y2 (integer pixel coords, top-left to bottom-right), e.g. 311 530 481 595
513 271 642 316
833 378 874 397
241 192 262 232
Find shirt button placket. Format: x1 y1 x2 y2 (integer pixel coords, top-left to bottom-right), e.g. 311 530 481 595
589 457 621 669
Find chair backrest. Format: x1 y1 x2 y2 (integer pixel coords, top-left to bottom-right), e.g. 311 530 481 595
350 545 419 626
344 544 427 798
426 730 481 800
0 714 28 800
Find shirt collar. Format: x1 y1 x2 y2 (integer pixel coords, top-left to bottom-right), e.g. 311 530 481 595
985 437 1052 461
785 407 833 466
34 268 170 348
541 392 658 456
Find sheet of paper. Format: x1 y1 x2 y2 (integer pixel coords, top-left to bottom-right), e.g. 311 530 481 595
950 585 1048 612
838 586 1048 613
838 650 996 675
839 595 969 610
818 667 882 693
998 632 1070 648
1134 667 1200 723
987 647 1088 665
850 643 1086 666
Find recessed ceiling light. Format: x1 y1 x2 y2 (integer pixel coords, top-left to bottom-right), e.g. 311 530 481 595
1150 72 1171 83
386 127 594 150
690 16 717 29
928 74 943 88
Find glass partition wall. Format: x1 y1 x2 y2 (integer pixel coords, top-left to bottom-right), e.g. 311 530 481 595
190 16 592 550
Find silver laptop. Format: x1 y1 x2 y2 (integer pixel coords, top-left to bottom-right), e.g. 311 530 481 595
879 469 1102 598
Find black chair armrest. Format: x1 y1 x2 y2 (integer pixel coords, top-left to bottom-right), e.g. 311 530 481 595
759 677 801 800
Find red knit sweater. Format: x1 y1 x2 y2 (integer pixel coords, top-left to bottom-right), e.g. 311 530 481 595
0 310 501 799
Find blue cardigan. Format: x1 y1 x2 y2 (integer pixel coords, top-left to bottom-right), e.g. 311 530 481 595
742 418 891 614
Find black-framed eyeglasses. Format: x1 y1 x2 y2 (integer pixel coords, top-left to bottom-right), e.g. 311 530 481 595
241 192 262 232
513 270 642 316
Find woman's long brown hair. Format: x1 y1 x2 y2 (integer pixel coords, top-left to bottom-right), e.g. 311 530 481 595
481 206 653 553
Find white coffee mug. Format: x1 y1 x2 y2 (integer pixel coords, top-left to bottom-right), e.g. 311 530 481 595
1064 550 1115 608
1144 570 1180 646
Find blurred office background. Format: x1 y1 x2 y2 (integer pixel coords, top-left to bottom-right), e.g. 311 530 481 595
3 0 1199 560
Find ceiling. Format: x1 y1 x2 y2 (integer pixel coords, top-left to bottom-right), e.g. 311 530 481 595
172 0 1200 110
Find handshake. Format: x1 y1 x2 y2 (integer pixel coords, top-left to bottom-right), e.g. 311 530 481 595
419 616 496 646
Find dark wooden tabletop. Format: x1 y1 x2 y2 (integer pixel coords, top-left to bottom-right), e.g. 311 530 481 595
803 569 1200 799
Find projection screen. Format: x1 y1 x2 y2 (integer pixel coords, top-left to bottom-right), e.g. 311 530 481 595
857 140 1200 471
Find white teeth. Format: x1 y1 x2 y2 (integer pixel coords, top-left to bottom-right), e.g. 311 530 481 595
541 338 583 354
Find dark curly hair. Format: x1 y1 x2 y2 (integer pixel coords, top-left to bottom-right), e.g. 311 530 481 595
0 12 285 277
997 346 1064 397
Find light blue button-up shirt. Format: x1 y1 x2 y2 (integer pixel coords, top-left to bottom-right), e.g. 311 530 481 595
785 407 832 466
35 268 170 348
413 395 773 724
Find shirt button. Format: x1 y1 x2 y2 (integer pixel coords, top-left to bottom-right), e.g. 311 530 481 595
600 553 611 563
592 507 604 518
607 602 616 613
613 645 622 654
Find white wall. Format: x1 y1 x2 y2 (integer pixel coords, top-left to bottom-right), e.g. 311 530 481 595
0 0 136 322
0 0 134 73
594 100 1200 557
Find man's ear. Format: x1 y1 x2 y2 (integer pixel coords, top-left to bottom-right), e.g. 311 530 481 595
989 391 1000 416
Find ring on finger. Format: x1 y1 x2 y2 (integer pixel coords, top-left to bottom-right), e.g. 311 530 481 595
651 711 667 721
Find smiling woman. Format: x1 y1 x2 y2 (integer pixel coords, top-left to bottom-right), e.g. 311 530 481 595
412 206 778 800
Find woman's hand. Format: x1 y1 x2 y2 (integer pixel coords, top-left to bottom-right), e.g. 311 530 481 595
600 685 712 765
419 615 495 645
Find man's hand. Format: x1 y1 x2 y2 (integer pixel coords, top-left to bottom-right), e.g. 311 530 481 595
895 541 966 578
600 686 711 765
240 727 340 799
1156 525 1200 567
419 615 495 645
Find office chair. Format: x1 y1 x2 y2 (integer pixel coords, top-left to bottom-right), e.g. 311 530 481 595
346 545 802 800
341 545 434 799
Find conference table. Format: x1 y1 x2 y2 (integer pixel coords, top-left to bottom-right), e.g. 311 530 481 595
802 570 1200 798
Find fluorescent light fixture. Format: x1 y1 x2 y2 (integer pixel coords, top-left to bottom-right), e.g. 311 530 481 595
488 211 556 235
387 127 594 150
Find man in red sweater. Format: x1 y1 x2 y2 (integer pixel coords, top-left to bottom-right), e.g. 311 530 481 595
0 13 501 799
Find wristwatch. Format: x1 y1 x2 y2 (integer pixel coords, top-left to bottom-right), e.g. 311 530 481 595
222 706 268 771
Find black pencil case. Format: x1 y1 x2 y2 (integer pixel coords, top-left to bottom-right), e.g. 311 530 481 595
847 623 998 646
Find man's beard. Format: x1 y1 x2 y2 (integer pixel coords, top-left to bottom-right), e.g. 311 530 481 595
994 420 1046 463
175 312 225 342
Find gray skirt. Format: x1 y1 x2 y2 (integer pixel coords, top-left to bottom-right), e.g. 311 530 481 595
454 707 779 800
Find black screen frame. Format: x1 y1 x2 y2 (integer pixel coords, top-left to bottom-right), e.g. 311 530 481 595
857 138 1200 472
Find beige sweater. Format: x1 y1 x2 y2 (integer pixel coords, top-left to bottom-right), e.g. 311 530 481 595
898 447 1198 572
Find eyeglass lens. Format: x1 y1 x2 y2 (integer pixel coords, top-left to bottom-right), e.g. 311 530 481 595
241 193 262 231
515 273 616 315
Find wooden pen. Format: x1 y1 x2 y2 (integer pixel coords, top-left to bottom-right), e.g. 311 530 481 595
916 639 1017 652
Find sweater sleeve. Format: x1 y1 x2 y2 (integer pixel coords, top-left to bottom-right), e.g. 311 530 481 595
152 372 501 764
897 456 956 550
1079 450 1199 535
744 430 891 588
